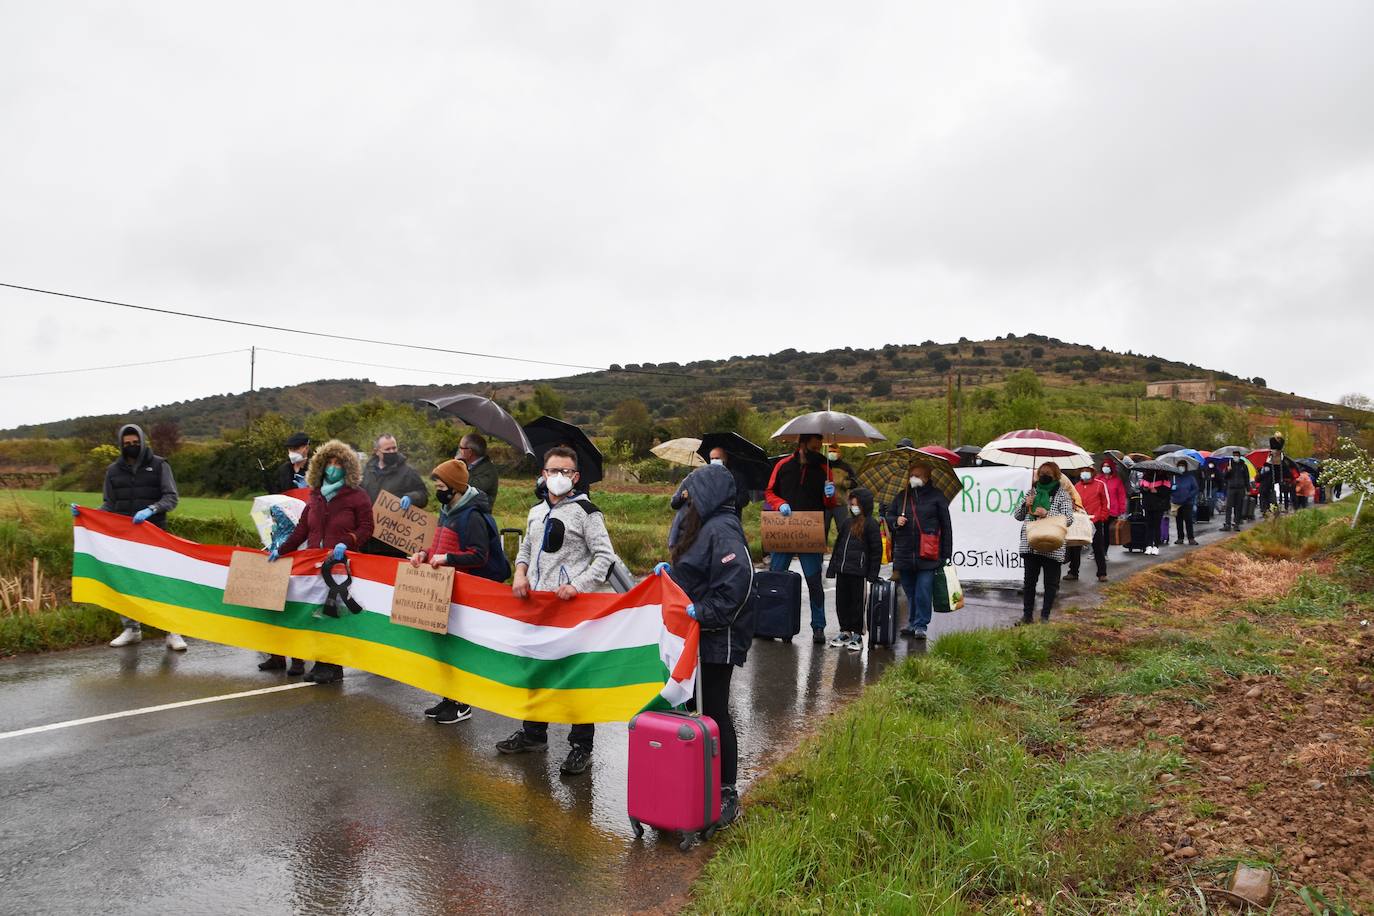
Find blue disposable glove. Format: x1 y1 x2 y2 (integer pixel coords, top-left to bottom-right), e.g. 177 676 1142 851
132 507 154 524
332 543 347 561
399 495 412 511
779 503 792 517
652 562 671 576
267 548 279 562
824 482 836 498
70 504 81 517
685 603 697 620
292 473 306 488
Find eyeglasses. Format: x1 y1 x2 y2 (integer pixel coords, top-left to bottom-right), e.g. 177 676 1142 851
543 467 577 477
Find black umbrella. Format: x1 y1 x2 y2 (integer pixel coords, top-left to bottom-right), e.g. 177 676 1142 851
1132 459 1182 474
1153 443 1187 456
1295 457 1321 471
522 416 604 486
418 393 535 457
697 432 770 491
954 444 982 467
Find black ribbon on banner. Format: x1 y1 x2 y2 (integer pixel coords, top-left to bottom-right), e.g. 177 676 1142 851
319 558 364 617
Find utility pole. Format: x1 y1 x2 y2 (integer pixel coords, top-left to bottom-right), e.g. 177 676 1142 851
945 372 953 448
955 372 963 446
247 346 256 427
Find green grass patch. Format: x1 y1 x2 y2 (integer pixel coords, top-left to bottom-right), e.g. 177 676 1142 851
0 604 124 655
1106 626 1280 696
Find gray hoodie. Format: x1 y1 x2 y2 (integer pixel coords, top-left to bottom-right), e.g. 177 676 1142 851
101 423 179 521
515 492 617 593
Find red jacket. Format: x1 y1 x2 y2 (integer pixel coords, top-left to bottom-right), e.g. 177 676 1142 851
1101 472 1128 516
279 486 375 553
764 451 838 513
1075 477 1111 523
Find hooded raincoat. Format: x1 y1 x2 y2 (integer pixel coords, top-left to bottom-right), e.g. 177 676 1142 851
101 423 179 528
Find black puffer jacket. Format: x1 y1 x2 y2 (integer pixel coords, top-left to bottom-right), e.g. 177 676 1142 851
666 465 755 667
827 488 882 580
884 484 953 572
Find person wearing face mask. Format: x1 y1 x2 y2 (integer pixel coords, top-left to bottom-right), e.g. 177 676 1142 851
271 432 311 494
1069 469 1111 582
76 423 185 651
498 446 618 775
826 488 882 650
764 434 839 644
1100 462 1128 524
705 447 751 518
361 434 428 558
270 439 374 683
1221 457 1250 531
409 458 508 726
884 463 953 639
1170 462 1199 545
1138 469 1173 556
1013 461 1075 623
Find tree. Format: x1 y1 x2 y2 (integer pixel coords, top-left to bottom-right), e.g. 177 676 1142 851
869 380 892 397
608 398 655 458
1252 377 1267 388
1340 393 1374 412
1003 369 1044 401
148 420 182 455
515 384 565 424
679 396 752 437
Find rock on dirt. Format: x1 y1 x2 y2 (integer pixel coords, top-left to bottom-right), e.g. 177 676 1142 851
1229 865 1274 906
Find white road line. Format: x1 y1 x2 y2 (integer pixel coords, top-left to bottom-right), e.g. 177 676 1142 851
0 682 317 741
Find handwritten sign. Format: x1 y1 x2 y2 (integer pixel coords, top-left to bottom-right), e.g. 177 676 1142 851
371 490 435 557
761 510 827 554
222 550 291 612
391 563 455 633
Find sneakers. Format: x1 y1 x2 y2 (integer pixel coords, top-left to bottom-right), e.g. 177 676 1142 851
1175 538 1185 545
286 659 305 676
899 627 915 637
1187 539 1199 546
306 662 342 683
424 698 451 718
1220 524 1233 531
165 633 187 652
1097 575 1108 582
496 729 548 754
913 628 928 640
435 702 473 725
1064 572 1079 581
827 632 851 648
846 634 863 651
258 654 286 672
1144 546 1158 556
812 628 826 644
109 627 142 647
560 746 593 775
720 785 741 826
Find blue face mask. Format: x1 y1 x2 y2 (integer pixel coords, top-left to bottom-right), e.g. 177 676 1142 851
324 465 344 484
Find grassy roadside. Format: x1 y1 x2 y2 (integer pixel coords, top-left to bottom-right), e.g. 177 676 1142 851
689 504 1374 914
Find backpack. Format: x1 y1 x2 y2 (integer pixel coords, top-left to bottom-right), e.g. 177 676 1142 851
454 504 513 583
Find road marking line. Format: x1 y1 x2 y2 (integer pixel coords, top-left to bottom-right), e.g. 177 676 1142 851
0 682 317 741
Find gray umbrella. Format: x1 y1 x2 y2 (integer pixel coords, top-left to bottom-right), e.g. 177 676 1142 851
770 410 886 445
1211 445 1250 459
1131 459 1182 475
418 393 535 456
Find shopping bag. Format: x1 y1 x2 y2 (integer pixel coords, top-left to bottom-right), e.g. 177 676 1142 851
1066 510 1094 547
933 563 964 613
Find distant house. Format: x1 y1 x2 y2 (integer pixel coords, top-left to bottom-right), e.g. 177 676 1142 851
1146 379 1217 404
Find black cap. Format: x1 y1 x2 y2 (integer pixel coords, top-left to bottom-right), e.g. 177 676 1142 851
286 432 309 448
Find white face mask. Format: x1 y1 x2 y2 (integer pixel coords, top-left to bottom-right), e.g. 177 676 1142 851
1101 466 1111 474
710 458 724 466
910 476 926 489
546 473 574 497
1081 472 1093 482
288 450 305 464
849 504 861 516
827 451 840 462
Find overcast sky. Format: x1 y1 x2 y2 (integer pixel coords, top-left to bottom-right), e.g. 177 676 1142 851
3 1 1372 431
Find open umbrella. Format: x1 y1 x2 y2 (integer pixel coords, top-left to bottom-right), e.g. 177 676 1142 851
858 447 963 506
1162 449 1203 471
1131 459 1182 475
981 429 1094 472
651 437 705 468
1154 443 1188 456
954 445 982 467
1295 457 1321 472
1211 445 1250 459
1126 452 1152 463
916 444 960 465
522 416 604 486
770 410 886 446
697 432 770 491
418 392 535 456
1096 449 1132 470
1247 449 1272 468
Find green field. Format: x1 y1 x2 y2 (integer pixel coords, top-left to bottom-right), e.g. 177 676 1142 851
3 489 255 527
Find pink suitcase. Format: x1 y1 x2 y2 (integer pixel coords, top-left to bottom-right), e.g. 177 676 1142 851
626 708 721 850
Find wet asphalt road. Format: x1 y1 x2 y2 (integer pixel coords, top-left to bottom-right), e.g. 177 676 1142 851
0 518 1234 915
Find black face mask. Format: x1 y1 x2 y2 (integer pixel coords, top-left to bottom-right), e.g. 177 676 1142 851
436 488 454 505
121 444 141 461
1037 474 1053 485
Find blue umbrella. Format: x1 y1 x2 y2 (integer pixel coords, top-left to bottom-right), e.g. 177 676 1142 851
1162 449 1204 470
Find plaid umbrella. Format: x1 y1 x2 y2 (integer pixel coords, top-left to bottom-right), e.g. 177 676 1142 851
857 447 963 506
980 429 1093 472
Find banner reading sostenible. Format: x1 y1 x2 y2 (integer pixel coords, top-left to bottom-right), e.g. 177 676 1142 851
948 466 1030 585
72 509 697 723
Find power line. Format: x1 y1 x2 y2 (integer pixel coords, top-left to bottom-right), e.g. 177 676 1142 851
0 281 739 382
0 348 250 380
256 347 522 383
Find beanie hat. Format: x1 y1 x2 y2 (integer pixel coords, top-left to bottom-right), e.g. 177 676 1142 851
430 459 469 493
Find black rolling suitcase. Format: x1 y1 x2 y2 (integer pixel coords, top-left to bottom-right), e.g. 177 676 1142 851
866 579 897 648
1126 514 1150 553
1196 499 1212 523
751 570 802 641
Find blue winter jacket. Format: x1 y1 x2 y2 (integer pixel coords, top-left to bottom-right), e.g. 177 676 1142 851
666 464 756 667
1170 473 1199 506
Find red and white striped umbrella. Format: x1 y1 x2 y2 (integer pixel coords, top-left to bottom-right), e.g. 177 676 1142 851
980 428 1093 471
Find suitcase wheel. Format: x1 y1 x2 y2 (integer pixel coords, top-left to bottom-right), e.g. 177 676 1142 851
679 832 695 852
629 817 643 840
703 823 719 842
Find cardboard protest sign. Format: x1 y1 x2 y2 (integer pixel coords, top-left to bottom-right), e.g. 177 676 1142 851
371 490 435 557
947 466 1029 585
222 550 291 611
390 563 455 633
761 510 827 554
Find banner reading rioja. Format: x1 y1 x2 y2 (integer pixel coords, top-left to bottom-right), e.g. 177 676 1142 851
72 509 698 723
948 466 1030 585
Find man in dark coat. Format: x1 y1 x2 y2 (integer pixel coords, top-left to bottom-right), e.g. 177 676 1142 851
361 434 428 558
764 434 838 643
1222 458 1249 531
459 433 500 505
270 432 310 494
87 424 185 651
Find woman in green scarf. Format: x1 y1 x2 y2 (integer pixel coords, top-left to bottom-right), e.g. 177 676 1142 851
1012 461 1075 624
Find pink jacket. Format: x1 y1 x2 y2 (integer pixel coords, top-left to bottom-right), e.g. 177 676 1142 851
1102 472 1128 516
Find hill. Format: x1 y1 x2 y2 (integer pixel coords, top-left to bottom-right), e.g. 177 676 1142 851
2 334 1363 445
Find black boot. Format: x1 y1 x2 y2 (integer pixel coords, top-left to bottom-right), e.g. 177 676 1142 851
308 662 343 684
257 654 286 672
